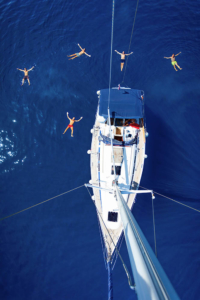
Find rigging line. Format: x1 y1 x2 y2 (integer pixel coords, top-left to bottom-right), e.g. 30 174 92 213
107 0 116 179
85 185 134 289
108 0 115 109
112 233 124 270
140 186 200 214
152 197 157 257
0 185 85 222
122 0 140 84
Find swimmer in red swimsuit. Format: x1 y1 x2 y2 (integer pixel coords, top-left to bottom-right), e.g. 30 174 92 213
63 112 83 137
17 66 35 85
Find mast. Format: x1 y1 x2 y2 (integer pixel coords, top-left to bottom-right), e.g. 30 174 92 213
115 184 180 300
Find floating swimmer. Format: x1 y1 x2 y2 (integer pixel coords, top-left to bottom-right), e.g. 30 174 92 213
63 112 83 137
67 44 91 60
164 52 182 71
17 66 35 85
115 50 133 71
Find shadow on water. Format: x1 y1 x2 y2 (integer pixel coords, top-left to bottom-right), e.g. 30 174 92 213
143 105 200 200
130 106 200 300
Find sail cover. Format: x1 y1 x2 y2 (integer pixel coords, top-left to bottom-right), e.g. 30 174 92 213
99 89 144 119
100 133 137 146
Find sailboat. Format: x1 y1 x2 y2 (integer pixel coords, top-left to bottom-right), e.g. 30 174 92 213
87 87 146 261
86 87 180 299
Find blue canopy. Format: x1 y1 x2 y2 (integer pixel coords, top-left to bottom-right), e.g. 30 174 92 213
99 88 144 119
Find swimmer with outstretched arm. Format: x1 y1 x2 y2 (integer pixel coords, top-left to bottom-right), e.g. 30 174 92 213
17 66 35 85
68 44 91 60
115 50 133 71
63 112 83 137
164 52 182 71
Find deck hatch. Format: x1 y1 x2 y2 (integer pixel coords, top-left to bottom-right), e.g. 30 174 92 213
111 165 121 175
112 148 123 164
108 212 118 222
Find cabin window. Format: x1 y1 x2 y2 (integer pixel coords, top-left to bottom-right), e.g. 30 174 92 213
106 118 114 125
108 212 118 222
115 119 123 126
111 165 121 175
106 118 127 126
110 118 114 125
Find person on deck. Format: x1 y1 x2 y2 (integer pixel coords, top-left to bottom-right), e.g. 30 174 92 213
114 50 133 71
164 52 182 71
63 112 83 137
125 119 140 129
67 44 91 60
17 66 35 85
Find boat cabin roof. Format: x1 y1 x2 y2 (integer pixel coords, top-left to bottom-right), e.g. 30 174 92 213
99 88 144 119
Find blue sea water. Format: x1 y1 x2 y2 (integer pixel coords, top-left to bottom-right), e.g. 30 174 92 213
0 0 200 299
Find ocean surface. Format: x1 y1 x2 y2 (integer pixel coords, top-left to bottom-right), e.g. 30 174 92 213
0 0 200 299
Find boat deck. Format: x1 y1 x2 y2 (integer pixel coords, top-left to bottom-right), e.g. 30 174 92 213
90 118 146 258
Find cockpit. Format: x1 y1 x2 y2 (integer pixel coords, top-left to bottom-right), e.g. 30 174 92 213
102 117 143 143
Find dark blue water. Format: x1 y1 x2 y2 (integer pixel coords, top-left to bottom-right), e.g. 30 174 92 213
0 0 200 299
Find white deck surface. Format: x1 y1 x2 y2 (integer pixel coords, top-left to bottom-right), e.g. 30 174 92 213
90 115 146 259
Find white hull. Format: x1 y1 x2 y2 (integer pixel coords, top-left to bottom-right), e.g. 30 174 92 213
89 88 146 259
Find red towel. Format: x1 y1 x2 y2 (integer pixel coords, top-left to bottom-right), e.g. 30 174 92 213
130 123 140 129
